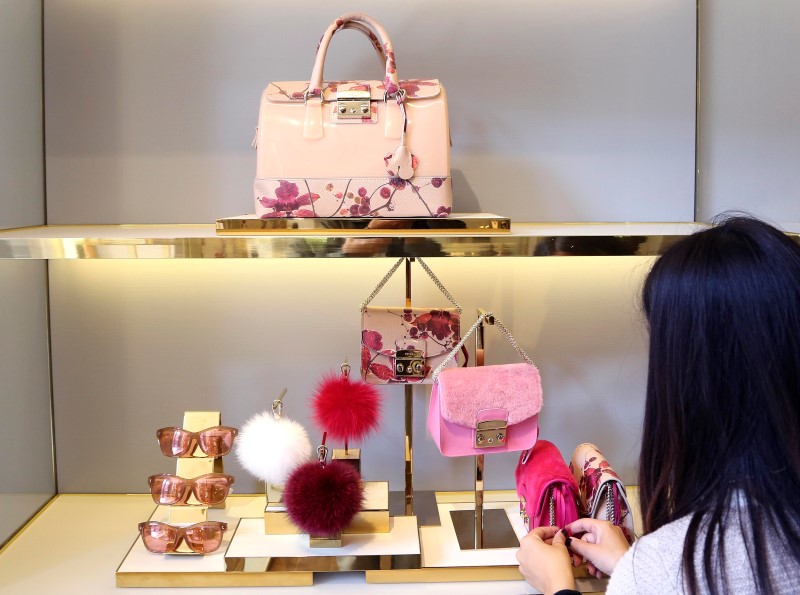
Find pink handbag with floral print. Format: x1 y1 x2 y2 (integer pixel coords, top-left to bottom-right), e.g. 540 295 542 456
253 13 452 219
361 258 461 384
570 443 635 542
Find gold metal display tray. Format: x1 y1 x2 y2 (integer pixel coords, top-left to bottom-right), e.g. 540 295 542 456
215 213 511 234
115 491 608 591
0 222 707 259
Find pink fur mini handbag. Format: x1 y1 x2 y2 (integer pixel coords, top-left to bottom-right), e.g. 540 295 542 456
253 13 452 219
516 440 580 531
428 313 542 457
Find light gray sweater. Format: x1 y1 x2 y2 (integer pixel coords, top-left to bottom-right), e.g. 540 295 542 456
606 504 798 594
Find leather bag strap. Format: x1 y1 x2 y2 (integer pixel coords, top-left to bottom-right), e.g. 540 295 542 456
337 21 388 67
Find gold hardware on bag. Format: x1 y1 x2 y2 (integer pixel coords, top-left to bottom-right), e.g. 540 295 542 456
474 420 507 448
393 349 426 378
519 496 530 529
336 89 371 120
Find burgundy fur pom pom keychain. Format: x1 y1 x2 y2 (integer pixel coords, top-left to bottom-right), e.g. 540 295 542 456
283 443 364 536
312 361 382 445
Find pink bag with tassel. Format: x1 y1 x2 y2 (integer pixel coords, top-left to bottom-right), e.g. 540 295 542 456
253 13 452 219
516 440 580 531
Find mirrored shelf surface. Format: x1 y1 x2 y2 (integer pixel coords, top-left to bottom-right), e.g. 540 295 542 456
0 222 712 259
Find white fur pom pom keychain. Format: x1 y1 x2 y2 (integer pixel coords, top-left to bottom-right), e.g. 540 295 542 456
235 389 312 486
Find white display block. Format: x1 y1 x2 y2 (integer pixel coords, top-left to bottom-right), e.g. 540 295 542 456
226 516 420 559
420 500 525 568
116 522 236 573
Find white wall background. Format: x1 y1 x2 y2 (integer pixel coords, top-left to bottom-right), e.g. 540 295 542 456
0 1 53 547
0 261 54 543
38 0 698 494
48 257 652 494
44 0 696 224
697 0 800 225
0 0 44 227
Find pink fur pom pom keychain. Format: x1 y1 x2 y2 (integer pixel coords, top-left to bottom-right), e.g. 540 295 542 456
283 441 364 536
312 360 382 447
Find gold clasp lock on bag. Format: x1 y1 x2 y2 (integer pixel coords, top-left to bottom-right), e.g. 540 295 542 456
474 420 507 448
336 89 371 120
393 349 426 378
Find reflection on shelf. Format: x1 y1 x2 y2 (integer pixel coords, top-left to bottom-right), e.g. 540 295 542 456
0 222 712 259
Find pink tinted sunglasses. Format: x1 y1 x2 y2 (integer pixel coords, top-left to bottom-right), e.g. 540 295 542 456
156 426 238 458
138 520 228 554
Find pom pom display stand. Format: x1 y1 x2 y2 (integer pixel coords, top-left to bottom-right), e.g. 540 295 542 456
333 446 362 475
265 479 390 537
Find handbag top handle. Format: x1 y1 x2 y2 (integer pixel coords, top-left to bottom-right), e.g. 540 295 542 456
308 13 401 99
360 257 461 312
337 21 388 67
432 312 535 381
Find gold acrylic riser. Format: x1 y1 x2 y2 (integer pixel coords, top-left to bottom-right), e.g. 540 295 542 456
265 481 390 536
163 412 226 551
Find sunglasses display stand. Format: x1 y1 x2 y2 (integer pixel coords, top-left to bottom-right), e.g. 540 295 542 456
167 411 226 550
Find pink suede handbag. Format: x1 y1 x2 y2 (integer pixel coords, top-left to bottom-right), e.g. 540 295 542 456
253 13 452 219
516 440 580 531
428 313 542 457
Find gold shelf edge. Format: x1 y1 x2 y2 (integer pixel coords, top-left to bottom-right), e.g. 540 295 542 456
434 489 518 503
0 222 725 259
215 214 512 235
115 571 313 588
365 566 523 584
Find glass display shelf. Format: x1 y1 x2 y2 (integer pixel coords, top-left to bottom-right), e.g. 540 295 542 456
0 222 706 259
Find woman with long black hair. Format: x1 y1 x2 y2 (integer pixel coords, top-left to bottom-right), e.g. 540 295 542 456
517 216 800 594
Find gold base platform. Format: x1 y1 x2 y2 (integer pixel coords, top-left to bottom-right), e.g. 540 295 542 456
115 490 612 590
215 213 511 234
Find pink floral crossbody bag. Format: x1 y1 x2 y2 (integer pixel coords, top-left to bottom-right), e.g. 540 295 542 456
570 443 635 542
360 258 463 384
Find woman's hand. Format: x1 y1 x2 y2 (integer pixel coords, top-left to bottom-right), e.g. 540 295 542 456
564 518 631 578
516 526 576 594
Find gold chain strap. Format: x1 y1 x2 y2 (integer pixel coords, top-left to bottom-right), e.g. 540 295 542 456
359 257 461 311
431 312 536 380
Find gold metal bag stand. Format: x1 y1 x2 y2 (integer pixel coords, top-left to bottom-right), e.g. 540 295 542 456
449 311 520 550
